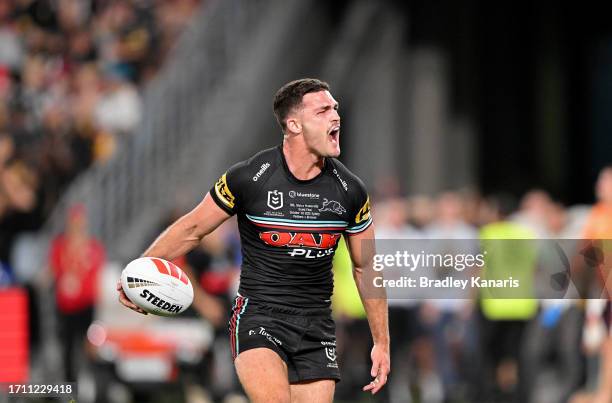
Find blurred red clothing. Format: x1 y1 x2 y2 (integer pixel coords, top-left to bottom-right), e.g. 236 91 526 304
49 235 105 313
583 203 612 239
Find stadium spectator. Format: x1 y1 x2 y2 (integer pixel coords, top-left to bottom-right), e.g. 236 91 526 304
521 201 585 403
49 204 105 381
424 192 479 401
183 224 243 400
375 198 428 403
472 194 539 402
571 166 612 403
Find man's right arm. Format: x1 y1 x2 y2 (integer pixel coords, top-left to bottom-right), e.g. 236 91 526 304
117 193 232 315
142 193 231 260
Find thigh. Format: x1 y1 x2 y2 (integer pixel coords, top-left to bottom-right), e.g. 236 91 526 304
235 348 291 403
290 379 335 403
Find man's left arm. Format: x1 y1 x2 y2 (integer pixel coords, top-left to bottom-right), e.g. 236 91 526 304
346 225 390 394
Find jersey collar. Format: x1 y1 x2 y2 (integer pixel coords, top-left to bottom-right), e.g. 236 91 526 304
277 144 328 185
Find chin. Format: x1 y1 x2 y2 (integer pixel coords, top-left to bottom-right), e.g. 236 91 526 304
328 148 341 158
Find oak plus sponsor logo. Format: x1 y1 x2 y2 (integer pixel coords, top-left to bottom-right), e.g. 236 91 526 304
260 231 341 249
267 190 283 210
333 169 348 191
252 162 271 181
259 231 342 259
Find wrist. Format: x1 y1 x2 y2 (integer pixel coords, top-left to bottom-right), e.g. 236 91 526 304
373 339 390 350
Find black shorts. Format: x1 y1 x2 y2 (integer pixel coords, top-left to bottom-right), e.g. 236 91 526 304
228 295 341 383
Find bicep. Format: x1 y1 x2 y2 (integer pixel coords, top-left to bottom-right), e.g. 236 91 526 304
346 225 376 269
183 193 232 239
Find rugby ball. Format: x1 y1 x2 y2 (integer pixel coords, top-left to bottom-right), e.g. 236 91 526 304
120 257 194 316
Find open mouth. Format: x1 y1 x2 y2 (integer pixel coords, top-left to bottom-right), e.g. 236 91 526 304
329 126 340 143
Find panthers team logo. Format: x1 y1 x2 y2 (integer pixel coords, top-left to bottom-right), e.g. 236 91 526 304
267 190 283 210
319 198 346 215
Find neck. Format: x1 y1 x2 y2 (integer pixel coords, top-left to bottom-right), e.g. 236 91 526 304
282 137 325 181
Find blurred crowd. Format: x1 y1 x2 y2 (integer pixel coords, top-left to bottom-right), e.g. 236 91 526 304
0 0 200 277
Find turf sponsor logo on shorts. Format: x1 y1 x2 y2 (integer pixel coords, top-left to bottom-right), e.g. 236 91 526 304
249 326 282 346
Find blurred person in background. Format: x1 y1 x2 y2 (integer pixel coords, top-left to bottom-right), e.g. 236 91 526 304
571 166 612 403
49 204 105 382
0 157 42 269
424 191 479 402
521 201 586 403
511 189 555 238
472 194 539 403
182 223 243 401
407 194 435 230
376 197 427 403
95 65 142 136
332 237 373 402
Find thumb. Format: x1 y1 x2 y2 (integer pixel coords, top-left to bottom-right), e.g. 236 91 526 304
371 359 380 378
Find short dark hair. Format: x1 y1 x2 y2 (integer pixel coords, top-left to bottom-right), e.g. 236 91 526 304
273 78 330 131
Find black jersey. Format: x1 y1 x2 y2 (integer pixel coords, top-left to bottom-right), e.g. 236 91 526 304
209 145 372 308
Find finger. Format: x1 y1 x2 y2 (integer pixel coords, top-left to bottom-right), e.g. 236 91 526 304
118 293 136 309
371 367 390 394
371 375 388 394
363 377 382 393
362 381 375 392
118 293 148 315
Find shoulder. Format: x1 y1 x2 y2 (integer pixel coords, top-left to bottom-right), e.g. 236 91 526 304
211 146 281 214
225 146 280 185
327 158 372 233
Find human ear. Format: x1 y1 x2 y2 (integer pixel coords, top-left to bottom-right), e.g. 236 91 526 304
286 118 302 134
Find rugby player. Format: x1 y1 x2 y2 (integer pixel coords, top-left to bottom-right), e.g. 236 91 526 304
117 78 390 402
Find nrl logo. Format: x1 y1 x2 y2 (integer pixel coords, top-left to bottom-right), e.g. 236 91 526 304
325 347 337 361
319 198 346 215
267 190 283 210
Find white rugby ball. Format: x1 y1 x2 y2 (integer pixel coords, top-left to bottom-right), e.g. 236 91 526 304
120 257 194 316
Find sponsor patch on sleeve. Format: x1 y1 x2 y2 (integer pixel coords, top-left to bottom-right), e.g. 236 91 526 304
355 197 371 224
214 172 236 209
